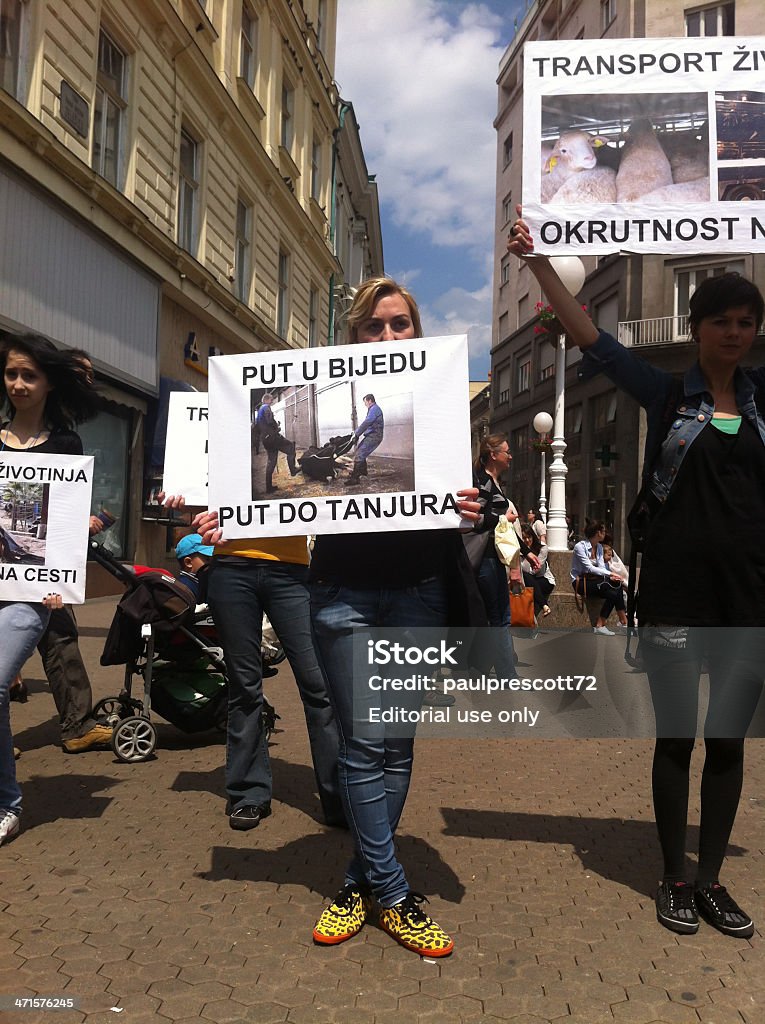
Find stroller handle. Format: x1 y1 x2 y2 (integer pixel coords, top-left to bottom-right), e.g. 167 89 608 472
88 539 137 584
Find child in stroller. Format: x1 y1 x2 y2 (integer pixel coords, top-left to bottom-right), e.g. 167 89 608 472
89 538 282 762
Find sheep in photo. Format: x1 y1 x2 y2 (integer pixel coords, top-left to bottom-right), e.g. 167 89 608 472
550 166 617 204
615 118 673 202
637 177 711 203
658 128 709 184
540 130 610 202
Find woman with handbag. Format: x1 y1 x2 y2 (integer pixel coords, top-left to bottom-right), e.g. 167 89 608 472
468 434 539 672
570 521 628 635
509 207 765 940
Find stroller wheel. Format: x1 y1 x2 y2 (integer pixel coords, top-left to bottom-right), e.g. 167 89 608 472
93 697 126 727
112 716 157 763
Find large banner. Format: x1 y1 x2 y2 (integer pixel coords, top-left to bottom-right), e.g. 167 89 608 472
207 336 471 539
522 36 765 255
162 391 208 506
0 454 94 603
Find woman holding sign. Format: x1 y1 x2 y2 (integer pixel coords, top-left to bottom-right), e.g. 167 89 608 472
508 210 765 940
0 334 100 846
308 277 482 957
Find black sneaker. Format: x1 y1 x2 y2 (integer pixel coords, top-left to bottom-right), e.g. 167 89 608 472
695 884 754 938
656 880 699 934
229 802 272 830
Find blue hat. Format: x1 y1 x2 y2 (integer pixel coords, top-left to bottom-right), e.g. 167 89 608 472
175 534 214 560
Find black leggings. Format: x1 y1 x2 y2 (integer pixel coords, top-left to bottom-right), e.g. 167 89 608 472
642 626 765 883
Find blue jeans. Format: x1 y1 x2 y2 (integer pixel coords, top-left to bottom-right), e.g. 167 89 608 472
310 578 448 907
0 602 50 813
207 560 341 821
476 556 517 677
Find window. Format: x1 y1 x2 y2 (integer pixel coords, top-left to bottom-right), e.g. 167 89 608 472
92 29 128 188
502 192 513 225
78 405 132 559
277 249 290 338
674 260 744 315
317 0 328 52
685 2 734 36
512 426 529 470
311 137 321 201
308 286 319 346
240 2 258 88
592 390 618 430
565 404 583 434
500 254 510 286
601 0 616 30
234 197 252 302
503 131 513 168
281 78 294 151
498 312 509 343
516 358 531 394
539 343 554 382
178 127 200 253
0 0 23 97
497 366 510 405
518 293 529 326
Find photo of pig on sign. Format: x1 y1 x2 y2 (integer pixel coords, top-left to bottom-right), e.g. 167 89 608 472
162 391 209 507
207 336 471 539
0 452 94 603
522 36 765 255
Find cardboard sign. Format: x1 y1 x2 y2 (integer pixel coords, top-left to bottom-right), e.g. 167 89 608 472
207 335 472 539
162 391 208 506
522 36 765 254
0 453 94 603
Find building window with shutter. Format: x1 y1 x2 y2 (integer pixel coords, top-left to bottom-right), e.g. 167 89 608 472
93 28 128 188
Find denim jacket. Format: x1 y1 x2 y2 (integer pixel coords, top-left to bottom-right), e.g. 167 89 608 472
579 330 765 505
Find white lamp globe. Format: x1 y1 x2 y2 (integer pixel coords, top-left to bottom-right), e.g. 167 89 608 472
533 411 554 436
548 256 586 297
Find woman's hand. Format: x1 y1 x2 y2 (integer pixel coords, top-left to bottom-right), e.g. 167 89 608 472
507 207 537 261
192 509 223 546
89 515 104 536
456 487 481 526
42 593 63 610
157 491 186 510
526 552 541 571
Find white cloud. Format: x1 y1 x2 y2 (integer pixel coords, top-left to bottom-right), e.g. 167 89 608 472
335 1 506 252
419 279 493 375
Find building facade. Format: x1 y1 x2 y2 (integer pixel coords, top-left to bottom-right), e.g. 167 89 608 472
492 0 765 548
0 0 383 571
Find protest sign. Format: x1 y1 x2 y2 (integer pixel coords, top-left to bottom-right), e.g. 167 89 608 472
162 391 208 505
522 36 765 255
207 335 471 539
0 453 94 603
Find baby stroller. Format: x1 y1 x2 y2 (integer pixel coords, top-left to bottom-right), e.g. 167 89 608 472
298 433 356 481
89 541 282 763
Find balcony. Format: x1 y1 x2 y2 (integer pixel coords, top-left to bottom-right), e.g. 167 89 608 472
618 315 689 347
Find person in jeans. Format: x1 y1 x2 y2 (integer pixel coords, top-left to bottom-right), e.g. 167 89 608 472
308 277 481 958
510 207 765 940
570 521 628 635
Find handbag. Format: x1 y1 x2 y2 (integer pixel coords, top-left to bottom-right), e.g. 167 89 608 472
508 581 535 628
494 515 520 567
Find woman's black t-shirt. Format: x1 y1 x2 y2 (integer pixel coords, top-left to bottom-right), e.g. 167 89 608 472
1 429 83 457
638 417 765 626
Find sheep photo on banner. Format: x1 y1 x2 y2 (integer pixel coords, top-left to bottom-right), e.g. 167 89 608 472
522 36 765 256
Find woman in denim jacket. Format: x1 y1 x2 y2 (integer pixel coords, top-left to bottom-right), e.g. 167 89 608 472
510 209 765 941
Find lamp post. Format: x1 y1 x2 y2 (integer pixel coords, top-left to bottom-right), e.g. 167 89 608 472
532 411 553 524
545 256 586 552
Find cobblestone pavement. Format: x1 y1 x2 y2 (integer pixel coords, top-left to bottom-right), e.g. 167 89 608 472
3 598 763 1024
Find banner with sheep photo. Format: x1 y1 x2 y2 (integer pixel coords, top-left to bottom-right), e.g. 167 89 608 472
522 36 765 255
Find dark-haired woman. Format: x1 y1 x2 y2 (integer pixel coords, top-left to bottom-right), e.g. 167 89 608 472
0 335 101 845
521 523 555 617
509 209 765 939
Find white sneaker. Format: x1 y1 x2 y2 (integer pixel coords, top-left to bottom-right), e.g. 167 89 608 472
0 809 20 846
593 626 615 636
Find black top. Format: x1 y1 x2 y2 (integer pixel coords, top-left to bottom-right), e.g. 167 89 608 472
310 530 448 588
1 428 83 456
638 418 765 626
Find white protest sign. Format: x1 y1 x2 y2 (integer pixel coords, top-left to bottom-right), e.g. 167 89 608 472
208 335 471 539
0 453 94 603
162 391 208 505
522 36 765 255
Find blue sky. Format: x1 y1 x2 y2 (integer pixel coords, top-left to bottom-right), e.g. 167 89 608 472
336 0 527 378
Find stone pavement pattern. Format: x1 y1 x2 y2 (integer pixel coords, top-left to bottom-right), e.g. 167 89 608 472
2 598 764 1024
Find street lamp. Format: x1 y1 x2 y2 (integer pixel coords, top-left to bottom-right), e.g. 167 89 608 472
545 255 586 552
532 410 553 524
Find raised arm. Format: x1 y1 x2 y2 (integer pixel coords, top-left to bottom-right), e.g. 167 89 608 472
508 205 598 350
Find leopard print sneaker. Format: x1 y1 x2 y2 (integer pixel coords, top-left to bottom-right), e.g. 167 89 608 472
378 891 454 957
313 884 373 945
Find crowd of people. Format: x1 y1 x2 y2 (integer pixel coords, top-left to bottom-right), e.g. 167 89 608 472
3 252 764 954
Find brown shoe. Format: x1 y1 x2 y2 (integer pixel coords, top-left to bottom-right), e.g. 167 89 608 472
13 747 21 760
62 724 113 753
